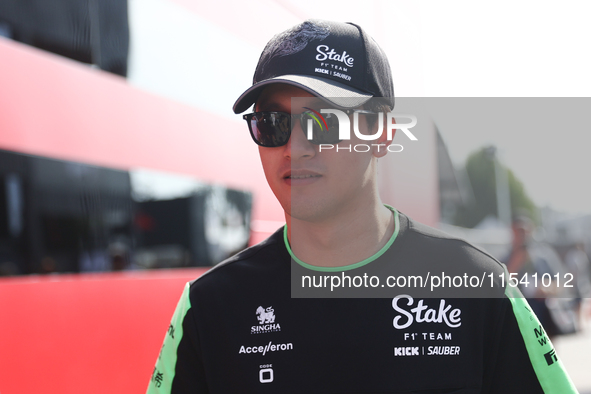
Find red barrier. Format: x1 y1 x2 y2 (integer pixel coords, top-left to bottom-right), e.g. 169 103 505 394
0 269 206 394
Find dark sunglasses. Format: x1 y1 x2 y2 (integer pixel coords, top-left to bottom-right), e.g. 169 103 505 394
243 109 377 147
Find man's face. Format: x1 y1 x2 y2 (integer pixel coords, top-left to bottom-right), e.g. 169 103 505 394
511 219 533 248
254 84 385 223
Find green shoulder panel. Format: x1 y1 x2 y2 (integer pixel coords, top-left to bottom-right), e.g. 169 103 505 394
504 268 578 393
147 282 192 394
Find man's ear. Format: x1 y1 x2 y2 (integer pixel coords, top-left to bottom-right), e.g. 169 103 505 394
372 114 395 158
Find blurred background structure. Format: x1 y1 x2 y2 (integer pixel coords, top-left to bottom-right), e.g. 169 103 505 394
1 0 590 393
0 0 130 76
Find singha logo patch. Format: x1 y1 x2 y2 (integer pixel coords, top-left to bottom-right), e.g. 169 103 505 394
251 306 281 334
256 306 276 324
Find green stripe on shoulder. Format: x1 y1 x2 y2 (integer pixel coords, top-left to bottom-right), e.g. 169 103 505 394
147 282 192 394
504 267 578 393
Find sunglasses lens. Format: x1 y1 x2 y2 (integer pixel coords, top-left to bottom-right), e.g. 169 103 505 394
247 111 345 147
302 112 341 144
250 113 291 147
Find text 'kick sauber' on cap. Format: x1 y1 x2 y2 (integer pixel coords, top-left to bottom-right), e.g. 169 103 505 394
232 19 394 114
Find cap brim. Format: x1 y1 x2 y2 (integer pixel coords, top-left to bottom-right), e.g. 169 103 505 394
232 75 373 114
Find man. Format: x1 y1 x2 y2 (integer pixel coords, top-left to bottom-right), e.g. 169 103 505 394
147 20 577 393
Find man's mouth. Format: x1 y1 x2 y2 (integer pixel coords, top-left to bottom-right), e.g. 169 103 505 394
283 170 322 185
287 174 322 179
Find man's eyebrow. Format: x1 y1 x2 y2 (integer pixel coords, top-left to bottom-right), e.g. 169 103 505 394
255 100 289 112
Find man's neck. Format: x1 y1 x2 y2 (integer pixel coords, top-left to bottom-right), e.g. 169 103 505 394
285 199 395 268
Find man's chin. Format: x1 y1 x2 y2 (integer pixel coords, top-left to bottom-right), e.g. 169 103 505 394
285 200 335 223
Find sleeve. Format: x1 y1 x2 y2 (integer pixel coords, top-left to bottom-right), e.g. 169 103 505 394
484 281 578 393
146 282 209 394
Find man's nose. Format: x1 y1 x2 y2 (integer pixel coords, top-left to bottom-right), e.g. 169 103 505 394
284 118 316 159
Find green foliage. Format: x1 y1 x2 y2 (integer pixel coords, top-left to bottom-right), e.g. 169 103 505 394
454 147 537 228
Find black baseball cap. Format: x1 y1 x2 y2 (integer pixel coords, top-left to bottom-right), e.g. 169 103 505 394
232 19 394 114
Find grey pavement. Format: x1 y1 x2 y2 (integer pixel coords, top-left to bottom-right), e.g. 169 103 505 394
553 312 591 394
